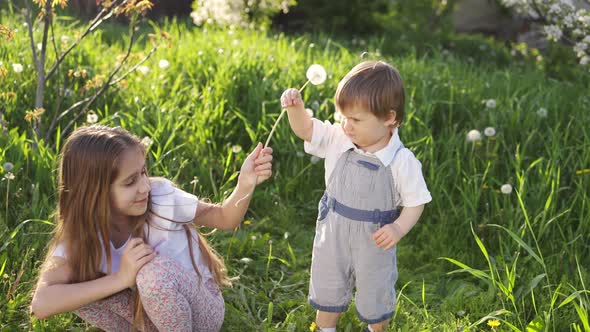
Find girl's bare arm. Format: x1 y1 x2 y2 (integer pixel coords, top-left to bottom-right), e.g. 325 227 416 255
31 257 128 319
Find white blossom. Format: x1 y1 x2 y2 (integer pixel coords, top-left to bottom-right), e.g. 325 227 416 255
544 25 563 42
239 257 253 264
581 56 590 66
4 172 14 180
500 184 513 194
306 64 327 85
466 129 482 142
537 107 548 118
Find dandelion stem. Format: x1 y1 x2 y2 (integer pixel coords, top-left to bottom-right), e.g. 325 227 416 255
235 79 313 207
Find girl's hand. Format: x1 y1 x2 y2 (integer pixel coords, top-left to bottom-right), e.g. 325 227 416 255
115 238 156 288
280 88 305 111
372 223 405 250
239 143 273 188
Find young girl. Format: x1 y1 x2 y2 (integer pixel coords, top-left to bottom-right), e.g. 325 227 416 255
30 125 273 331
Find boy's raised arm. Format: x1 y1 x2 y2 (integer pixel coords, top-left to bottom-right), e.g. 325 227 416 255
281 88 313 142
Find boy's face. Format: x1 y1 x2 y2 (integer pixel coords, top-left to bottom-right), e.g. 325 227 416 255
110 147 151 220
339 106 396 153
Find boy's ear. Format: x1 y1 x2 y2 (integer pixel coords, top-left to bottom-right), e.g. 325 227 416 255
384 110 398 127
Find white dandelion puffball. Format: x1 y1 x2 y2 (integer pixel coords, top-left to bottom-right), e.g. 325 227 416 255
239 257 253 264
485 99 497 109
484 127 496 137
137 66 150 76
310 155 322 164
466 129 482 142
158 59 170 70
306 64 327 85
86 112 98 124
537 108 548 118
231 145 242 153
12 63 23 73
305 108 314 117
141 136 154 147
3 162 14 172
500 184 513 195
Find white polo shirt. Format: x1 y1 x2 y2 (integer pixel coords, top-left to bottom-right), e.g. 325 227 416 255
304 118 432 207
52 178 213 281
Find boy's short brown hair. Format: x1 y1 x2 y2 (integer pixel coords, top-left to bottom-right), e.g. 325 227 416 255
334 61 405 126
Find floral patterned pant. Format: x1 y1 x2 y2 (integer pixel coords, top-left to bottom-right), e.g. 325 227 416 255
74 255 225 331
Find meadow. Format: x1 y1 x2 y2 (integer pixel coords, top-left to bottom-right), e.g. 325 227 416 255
1 9 589 332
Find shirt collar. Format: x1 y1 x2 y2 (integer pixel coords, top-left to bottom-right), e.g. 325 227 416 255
340 128 403 166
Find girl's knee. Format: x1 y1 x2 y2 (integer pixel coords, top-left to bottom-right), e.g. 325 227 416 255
136 254 174 292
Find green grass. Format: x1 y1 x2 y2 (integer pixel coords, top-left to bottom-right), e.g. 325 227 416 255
1 11 590 332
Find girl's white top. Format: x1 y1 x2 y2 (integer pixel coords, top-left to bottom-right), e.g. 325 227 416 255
304 118 432 207
52 178 213 280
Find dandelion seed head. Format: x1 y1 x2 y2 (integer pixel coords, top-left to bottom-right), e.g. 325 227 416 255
485 99 497 109
141 136 154 147
484 127 496 137
537 107 548 118
466 129 482 142
232 145 242 153
12 63 23 73
3 162 14 172
500 184 513 195
306 64 327 85
305 108 314 117
158 59 170 69
86 112 98 124
137 65 150 76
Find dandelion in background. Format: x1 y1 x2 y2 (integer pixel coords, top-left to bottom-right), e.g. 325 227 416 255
500 184 513 195
12 63 23 73
137 65 150 76
466 129 482 142
158 59 170 69
296 151 304 157
311 156 322 164
231 145 242 153
3 162 14 172
86 112 98 124
537 107 548 118
484 99 497 109
305 108 314 117
239 257 253 264
484 127 496 137
141 136 154 148
61 35 70 44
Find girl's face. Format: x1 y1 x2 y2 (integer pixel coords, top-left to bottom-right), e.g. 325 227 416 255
110 147 150 220
339 106 397 153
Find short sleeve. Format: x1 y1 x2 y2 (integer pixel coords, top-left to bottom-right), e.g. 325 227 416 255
304 118 344 158
392 149 432 207
149 178 199 230
52 243 66 258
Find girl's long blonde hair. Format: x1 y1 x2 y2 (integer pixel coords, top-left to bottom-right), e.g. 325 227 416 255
41 125 230 330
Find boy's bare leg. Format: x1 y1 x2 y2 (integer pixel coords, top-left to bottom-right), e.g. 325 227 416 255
369 319 390 332
316 311 341 329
